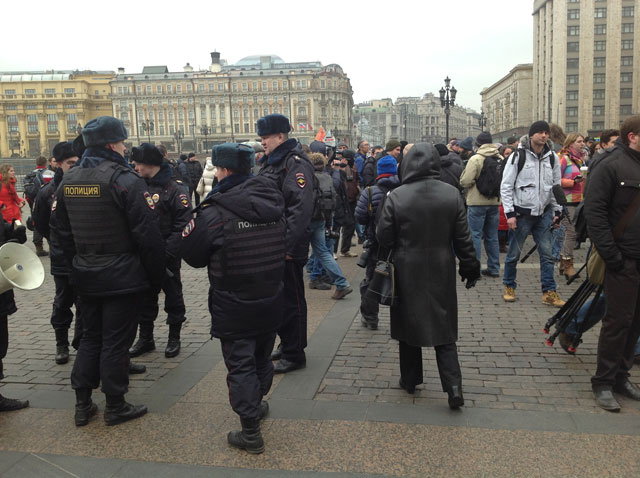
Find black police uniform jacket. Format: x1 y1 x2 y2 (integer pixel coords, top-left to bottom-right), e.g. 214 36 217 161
181 174 286 340
376 143 480 348
34 168 71 276
143 162 191 265
257 139 314 261
50 147 166 297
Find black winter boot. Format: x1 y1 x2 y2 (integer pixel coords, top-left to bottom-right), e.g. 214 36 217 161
165 324 181 358
74 388 97 426
54 329 70 365
0 393 29 412
104 395 147 426
129 324 155 357
227 417 264 454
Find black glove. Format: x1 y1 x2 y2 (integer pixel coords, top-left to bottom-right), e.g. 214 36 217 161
465 278 478 289
11 224 27 244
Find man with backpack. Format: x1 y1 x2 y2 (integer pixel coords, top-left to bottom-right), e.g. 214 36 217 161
23 156 50 256
459 132 502 278
500 121 565 307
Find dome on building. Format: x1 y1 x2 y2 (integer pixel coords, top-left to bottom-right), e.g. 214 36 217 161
234 55 285 66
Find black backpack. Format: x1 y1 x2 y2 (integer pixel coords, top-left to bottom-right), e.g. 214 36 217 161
502 148 556 180
311 171 336 221
475 155 503 198
23 169 44 205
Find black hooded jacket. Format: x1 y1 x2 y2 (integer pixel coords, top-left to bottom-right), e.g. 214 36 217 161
181 175 286 340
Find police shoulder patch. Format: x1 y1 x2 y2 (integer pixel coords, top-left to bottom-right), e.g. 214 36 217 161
51 199 57 211
182 218 195 237
295 172 306 189
144 192 155 209
179 193 190 208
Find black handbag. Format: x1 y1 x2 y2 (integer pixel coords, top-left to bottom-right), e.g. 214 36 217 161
366 251 399 306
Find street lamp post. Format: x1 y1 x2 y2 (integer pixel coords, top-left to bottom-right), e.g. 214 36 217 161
479 109 487 130
439 76 457 144
141 120 154 143
200 125 210 153
173 129 184 155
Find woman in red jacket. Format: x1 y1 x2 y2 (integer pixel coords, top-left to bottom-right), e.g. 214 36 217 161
0 165 26 224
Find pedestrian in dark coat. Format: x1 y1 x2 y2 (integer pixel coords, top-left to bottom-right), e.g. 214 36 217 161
376 142 480 408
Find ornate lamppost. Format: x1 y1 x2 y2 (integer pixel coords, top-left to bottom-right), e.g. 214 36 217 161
439 76 457 143
173 129 184 155
141 120 154 143
479 109 487 129
200 125 210 153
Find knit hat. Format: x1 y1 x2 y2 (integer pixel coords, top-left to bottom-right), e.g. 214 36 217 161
377 155 398 176
52 141 76 162
256 114 291 136
434 143 450 157
242 141 264 153
131 143 163 166
476 131 493 146
506 136 518 144
529 120 550 137
459 137 474 151
211 143 255 170
81 116 128 147
385 139 401 152
309 140 328 155
188 152 196 158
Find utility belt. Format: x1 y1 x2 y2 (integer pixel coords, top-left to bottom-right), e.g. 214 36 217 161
211 278 280 300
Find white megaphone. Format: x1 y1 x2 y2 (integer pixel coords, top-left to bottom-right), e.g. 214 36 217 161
0 242 45 294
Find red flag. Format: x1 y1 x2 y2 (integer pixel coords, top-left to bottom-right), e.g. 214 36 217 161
315 126 326 142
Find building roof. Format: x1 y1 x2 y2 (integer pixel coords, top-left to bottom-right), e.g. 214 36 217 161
234 55 285 66
142 66 169 74
0 70 114 82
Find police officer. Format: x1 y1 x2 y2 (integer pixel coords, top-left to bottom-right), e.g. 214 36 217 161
50 116 165 427
256 114 314 374
182 143 285 454
129 143 191 358
33 141 79 365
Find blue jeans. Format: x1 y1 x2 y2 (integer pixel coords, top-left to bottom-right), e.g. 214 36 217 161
467 205 500 274
503 210 557 292
355 223 364 240
565 296 607 336
551 223 565 260
308 220 349 290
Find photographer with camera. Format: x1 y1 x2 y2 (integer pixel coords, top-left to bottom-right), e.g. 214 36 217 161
307 154 352 300
354 155 400 329
330 152 356 261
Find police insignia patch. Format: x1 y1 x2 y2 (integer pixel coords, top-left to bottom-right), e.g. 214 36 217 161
152 193 160 203
182 218 195 237
144 192 155 209
179 194 190 208
51 199 57 211
295 172 306 188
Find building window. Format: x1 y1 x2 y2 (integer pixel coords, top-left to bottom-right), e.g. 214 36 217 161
218 83 225 91
64 88 75 95
621 72 633 83
25 88 36 95
566 107 578 117
44 88 56 95
566 122 578 131
568 25 580 36
592 121 605 131
27 114 38 132
567 74 579 85
567 42 579 52
186 84 192 93
594 57 606 67
620 88 633 98
156 85 162 93
45 103 57 109
145 85 151 94
65 103 76 109
166 84 172 93
621 56 634 66
567 58 579 68
594 7 606 18
593 106 604 116
593 89 605 100
622 6 634 17
594 24 606 35
594 40 606 51
242 82 248 92
244 123 250 133
567 91 579 101
622 39 634 50
234 124 240 133
5 104 17 110
176 85 183 93
594 73 606 83
298 106 306 116
621 105 633 116
47 114 58 131
272 81 278 90
622 23 634 33
568 9 580 20
322 107 327 116
568 0 579 2
198 84 204 92
26 104 37 110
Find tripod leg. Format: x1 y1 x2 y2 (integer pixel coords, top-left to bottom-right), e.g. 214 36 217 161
569 286 604 353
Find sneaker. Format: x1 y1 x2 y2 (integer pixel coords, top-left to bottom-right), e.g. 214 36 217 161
542 290 565 307
333 253 338 260
503 286 516 302
340 251 358 258
331 286 353 300
481 269 500 278
309 280 331 290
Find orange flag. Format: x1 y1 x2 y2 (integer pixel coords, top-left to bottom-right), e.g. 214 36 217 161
315 126 326 142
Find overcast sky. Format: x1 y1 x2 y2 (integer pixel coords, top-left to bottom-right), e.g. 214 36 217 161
1 0 533 111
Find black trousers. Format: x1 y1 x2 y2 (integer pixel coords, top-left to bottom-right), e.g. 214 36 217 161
399 340 462 392
359 248 379 324
138 260 185 326
71 293 139 396
51 275 76 330
220 332 276 419
340 202 357 254
592 257 640 389
277 260 307 363
193 191 201 207
0 315 7 380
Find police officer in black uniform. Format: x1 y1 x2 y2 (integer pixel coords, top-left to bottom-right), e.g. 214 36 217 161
33 141 79 365
129 143 191 358
50 116 165 427
182 143 285 454
256 114 314 374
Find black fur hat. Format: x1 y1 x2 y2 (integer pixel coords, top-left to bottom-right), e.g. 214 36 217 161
52 141 76 162
131 143 163 166
81 116 128 147
256 114 291 136
211 143 255 170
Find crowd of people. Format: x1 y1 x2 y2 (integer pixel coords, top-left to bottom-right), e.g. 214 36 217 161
0 112 639 454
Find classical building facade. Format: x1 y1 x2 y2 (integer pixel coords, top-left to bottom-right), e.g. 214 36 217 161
110 53 354 152
533 0 640 136
353 94 481 147
0 71 114 158
481 64 534 143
